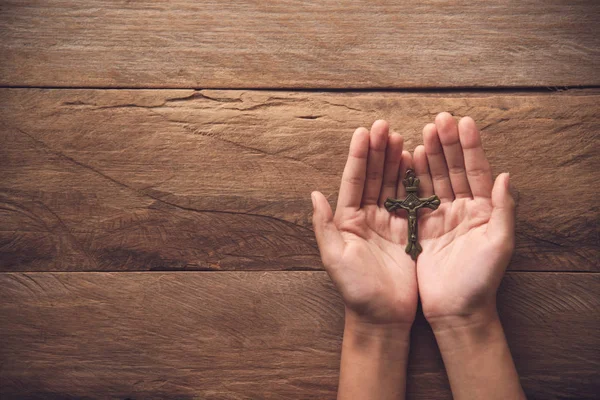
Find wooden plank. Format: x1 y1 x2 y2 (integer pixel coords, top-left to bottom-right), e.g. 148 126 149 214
1 89 598 272
0 1 598 88
0 271 598 399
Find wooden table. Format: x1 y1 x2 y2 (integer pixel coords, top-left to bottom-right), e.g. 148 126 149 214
1 1 598 399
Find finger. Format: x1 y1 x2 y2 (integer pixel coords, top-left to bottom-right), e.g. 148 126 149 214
362 120 389 205
487 173 516 245
423 122 454 202
436 112 472 199
458 116 494 199
395 151 413 199
337 127 370 209
312 191 345 269
413 145 434 198
378 132 404 206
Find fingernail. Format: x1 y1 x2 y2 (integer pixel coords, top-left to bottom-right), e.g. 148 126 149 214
311 192 316 210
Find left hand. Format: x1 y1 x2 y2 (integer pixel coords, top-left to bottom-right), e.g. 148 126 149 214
311 120 418 326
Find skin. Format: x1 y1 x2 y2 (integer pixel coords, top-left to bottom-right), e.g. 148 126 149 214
311 114 525 400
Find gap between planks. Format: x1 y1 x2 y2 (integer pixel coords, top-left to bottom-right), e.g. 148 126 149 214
0 271 598 275
1 85 600 93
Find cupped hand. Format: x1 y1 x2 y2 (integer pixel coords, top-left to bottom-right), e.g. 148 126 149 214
311 120 418 326
413 113 516 327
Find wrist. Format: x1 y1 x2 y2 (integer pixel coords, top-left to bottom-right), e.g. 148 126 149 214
430 308 505 354
426 300 499 333
429 309 526 400
337 309 412 400
343 308 412 356
345 307 412 338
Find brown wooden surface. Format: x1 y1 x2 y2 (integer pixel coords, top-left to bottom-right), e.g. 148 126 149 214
0 271 598 400
2 1 599 398
1 1 599 88
1 88 598 272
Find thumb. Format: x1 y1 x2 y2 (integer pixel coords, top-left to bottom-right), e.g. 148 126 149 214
311 191 345 269
487 173 516 244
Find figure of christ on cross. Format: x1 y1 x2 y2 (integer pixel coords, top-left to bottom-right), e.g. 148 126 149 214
384 169 441 260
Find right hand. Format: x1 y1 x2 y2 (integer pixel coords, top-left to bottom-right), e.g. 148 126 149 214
412 113 516 328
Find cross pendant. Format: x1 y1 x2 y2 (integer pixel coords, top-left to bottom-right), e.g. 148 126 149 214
384 169 440 260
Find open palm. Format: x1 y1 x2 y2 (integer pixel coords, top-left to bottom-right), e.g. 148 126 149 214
311 120 418 325
412 113 515 323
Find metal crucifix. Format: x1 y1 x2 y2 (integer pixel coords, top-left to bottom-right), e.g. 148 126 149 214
384 169 440 260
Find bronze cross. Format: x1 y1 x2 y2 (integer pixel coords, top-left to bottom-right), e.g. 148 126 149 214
384 169 440 260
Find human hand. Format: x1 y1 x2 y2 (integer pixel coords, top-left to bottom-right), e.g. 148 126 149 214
412 113 524 400
311 120 418 327
413 112 516 329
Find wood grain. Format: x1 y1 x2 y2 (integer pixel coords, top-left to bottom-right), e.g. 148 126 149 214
1 89 598 272
0 271 597 399
1 1 599 88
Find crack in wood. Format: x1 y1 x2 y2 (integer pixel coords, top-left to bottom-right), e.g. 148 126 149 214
176 122 323 174
13 126 316 237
